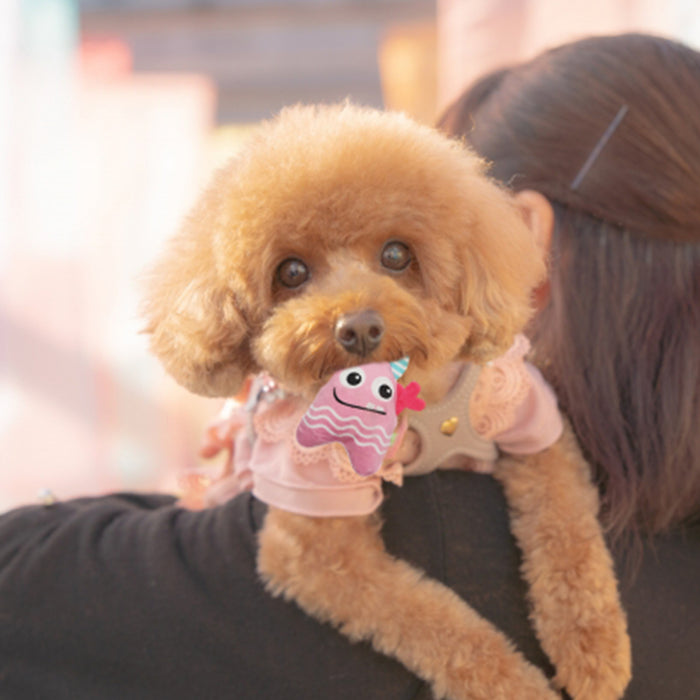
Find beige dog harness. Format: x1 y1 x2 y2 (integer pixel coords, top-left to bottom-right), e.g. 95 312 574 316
403 364 498 476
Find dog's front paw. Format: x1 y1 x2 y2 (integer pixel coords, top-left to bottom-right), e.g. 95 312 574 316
436 634 561 700
545 590 631 700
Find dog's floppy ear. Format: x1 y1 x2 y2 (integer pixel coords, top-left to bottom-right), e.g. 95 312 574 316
142 203 255 398
455 176 546 363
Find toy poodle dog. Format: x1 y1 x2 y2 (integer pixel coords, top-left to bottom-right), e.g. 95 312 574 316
144 103 630 700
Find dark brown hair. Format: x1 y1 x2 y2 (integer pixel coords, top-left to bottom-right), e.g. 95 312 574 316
439 34 700 544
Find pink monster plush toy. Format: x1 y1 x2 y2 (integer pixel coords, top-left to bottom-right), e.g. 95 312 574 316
296 358 425 476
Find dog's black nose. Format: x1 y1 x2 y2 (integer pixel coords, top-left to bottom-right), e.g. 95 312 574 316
335 310 385 357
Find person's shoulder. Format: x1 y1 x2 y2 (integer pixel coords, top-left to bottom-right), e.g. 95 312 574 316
0 492 176 549
0 490 262 584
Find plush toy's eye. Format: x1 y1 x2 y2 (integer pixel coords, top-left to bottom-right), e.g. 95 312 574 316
276 258 310 289
381 241 412 272
371 377 394 402
340 368 365 388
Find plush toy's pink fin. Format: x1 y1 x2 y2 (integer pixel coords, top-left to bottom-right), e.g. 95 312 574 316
396 381 425 414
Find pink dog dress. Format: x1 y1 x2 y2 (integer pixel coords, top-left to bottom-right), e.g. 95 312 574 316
189 335 562 517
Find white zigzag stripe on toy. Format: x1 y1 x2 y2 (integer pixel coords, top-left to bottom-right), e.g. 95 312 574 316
299 416 390 452
305 403 394 440
300 413 392 449
299 417 390 454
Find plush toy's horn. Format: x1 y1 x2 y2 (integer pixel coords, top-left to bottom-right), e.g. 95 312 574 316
390 357 409 380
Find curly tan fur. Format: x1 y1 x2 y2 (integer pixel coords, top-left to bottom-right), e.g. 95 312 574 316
143 103 542 398
144 103 630 699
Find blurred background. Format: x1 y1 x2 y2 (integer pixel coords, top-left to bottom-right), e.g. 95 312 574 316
2 0 699 510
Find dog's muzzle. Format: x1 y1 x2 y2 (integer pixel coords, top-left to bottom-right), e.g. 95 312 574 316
334 309 385 357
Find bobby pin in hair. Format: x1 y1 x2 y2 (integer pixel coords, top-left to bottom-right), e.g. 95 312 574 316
570 105 629 191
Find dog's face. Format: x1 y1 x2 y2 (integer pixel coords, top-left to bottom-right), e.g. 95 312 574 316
144 104 544 400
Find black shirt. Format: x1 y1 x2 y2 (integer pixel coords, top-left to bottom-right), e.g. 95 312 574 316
1 472 698 699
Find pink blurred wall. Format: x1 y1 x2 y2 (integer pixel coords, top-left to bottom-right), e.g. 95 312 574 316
1 1 221 509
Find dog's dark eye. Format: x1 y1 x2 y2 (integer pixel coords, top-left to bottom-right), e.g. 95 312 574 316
381 241 412 272
276 258 309 289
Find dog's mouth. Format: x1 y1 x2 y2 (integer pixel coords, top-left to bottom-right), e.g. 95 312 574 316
305 342 428 393
256 293 436 399
332 388 387 415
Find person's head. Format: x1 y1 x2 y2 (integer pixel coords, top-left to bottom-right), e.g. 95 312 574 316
439 33 700 544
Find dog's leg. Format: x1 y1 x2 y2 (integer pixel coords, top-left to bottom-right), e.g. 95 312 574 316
258 506 558 700
494 425 631 700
